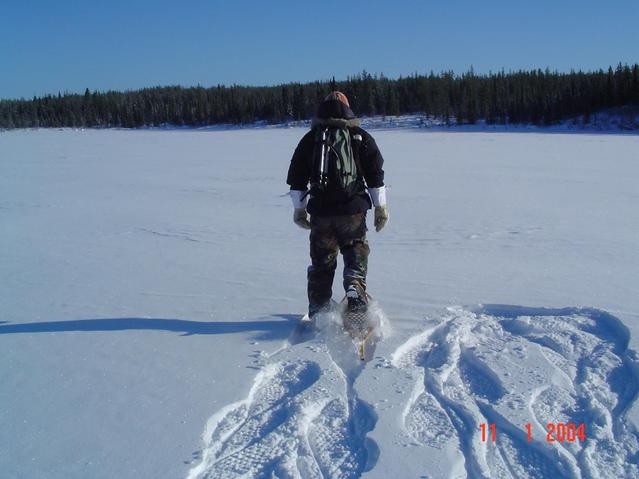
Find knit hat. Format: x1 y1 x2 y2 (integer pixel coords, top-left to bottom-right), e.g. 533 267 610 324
324 91 350 107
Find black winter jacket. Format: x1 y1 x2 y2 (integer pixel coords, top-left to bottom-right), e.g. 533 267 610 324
286 100 385 217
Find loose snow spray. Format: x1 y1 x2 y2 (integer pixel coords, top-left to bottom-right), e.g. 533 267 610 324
367 298 392 339
306 297 392 366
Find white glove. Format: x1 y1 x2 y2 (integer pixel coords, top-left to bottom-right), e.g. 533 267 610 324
290 190 310 229
374 205 389 232
293 208 311 230
289 190 308 209
368 186 387 207
369 186 388 232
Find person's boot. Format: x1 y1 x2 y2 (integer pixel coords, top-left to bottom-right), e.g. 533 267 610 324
309 302 332 320
346 285 367 313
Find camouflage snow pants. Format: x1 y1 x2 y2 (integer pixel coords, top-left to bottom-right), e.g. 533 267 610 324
307 212 370 315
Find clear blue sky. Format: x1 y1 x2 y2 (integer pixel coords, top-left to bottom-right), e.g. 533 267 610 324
1 0 637 99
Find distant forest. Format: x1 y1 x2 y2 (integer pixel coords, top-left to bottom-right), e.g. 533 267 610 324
1 63 638 129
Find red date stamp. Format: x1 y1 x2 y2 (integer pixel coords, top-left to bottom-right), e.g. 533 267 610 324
479 423 586 443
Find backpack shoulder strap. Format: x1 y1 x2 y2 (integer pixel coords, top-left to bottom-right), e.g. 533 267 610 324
349 127 364 177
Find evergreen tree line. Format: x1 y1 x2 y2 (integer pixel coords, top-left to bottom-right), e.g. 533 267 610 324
1 63 638 129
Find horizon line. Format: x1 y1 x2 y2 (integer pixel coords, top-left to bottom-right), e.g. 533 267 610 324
2 62 637 102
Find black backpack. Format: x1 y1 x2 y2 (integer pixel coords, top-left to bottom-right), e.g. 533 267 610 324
309 126 363 203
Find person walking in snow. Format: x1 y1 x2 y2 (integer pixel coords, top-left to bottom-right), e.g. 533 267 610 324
287 91 389 318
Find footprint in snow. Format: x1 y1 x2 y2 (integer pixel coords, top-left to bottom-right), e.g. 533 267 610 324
187 352 376 479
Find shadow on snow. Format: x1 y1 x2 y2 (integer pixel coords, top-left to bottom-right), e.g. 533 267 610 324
0 313 301 341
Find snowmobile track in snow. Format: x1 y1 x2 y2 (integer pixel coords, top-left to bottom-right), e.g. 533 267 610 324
188 305 639 479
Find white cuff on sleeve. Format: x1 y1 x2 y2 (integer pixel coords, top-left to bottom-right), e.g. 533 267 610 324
368 186 387 207
290 190 308 209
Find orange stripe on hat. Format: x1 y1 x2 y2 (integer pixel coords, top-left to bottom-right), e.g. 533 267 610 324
324 91 350 107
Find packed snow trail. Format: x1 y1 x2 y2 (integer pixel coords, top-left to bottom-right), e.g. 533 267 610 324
186 307 385 479
187 305 639 479
391 306 639 479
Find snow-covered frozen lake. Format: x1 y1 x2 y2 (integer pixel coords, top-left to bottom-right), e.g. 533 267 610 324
1 128 638 478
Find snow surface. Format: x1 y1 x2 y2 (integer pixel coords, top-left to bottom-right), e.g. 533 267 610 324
1 128 638 478
137 110 639 133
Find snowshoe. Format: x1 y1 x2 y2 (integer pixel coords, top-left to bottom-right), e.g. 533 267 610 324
341 287 376 360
